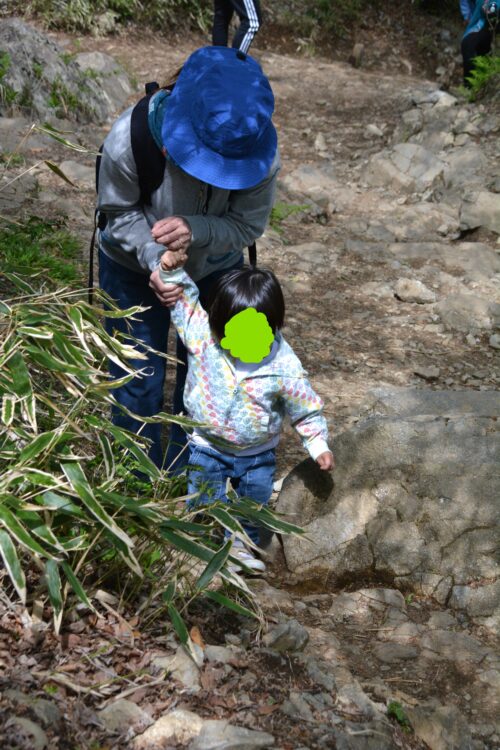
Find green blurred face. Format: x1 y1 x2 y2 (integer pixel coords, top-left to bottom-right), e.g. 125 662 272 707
220 307 274 363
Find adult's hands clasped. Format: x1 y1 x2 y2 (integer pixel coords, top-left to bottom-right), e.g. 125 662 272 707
149 216 192 306
152 216 192 254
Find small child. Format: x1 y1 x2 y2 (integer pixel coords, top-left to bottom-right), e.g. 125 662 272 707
160 249 333 572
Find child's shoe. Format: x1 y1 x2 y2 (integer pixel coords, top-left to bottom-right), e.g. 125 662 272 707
229 540 266 574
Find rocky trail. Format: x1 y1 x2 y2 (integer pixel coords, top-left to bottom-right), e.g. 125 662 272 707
0 17 499 750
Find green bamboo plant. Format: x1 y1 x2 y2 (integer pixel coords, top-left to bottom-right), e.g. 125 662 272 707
0 274 302 639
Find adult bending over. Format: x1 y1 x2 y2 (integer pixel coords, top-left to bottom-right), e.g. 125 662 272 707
97 46 279 470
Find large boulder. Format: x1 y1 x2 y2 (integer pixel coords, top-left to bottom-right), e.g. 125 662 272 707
0 19 130 122
366 143 446 193
277 388 500 615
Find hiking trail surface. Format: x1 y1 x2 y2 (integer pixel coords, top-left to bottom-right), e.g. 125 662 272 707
0 12 499 750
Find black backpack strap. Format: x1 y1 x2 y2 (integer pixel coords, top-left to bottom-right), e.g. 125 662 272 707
131 91 165 206
248 241 257 268
88 209 100 305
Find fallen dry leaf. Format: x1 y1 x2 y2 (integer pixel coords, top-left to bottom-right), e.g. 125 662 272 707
190 625 205 649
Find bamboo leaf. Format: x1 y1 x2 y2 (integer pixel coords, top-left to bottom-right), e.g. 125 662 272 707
0 506 50 556
97 434 115 479
62 463 135 549
162 580 176 605
61 562 95 612
167 603 198 662
159 528 213 563
44 160 77 187
230 500 304 535
35 124 96 154
204 506 246 536
107 426 160 479
18 326 54 340
31 524 67 553
1 395 16 426
195 538 232 592
161 518 212 534
45 559 63 634
22 469 63 488
205 590 256 619
5 351 32 398
40 491 84 517
0 529 27 604
17 430 60 465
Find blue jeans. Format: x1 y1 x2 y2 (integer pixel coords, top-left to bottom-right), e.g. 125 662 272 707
98 249 243 470
188 443 276 546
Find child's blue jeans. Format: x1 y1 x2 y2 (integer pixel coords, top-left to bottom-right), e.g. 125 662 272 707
187 443 276 546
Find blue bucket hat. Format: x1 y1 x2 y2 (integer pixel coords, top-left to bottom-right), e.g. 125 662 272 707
162 46 277 190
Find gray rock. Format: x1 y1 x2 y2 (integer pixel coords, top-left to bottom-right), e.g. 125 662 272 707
489 334 500 350
396 241 500 282
0 19 116 123
329 588 406 623
365 123 384 138
372 642 419 663
346 240 500 283
392 108 424 142
99 699 152 734
281 691 316 722
5 689 61 727
5 717 48 750
449 580 500 618
407 703 473 750
366 143 446 193
300 657 336 692
334 667 384 720
153 646 202 691
419 630 490 664
414 365 440 380
74 51 134 113
263 619 309 652
133 710 204 749
436 294 500 332
443 145 488 191
461 190 500 234
333 721 397 749
204 645 238 664
188 720 274 749
277 389 500 592
427 611 458 629
395 278 436 303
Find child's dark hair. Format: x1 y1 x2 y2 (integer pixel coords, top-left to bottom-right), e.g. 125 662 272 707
207 267 285 341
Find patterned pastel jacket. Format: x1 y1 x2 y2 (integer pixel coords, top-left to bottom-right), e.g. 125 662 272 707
162 268 330 460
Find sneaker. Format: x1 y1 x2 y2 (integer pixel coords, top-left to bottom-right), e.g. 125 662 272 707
229 541 266 574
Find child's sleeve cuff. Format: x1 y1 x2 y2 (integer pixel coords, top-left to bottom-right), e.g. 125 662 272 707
307 437 331 461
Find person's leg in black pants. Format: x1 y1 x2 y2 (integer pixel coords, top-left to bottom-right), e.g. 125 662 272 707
461 27 493 84
232 0 262 54
212 0 234 47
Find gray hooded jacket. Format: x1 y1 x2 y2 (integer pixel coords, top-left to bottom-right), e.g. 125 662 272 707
97 105 280 281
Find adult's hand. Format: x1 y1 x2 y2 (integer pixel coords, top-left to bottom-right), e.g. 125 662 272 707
149 268 183 307
151 216 192 254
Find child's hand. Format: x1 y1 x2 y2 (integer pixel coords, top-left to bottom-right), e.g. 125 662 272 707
160 249 187 271
316 451 334 471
